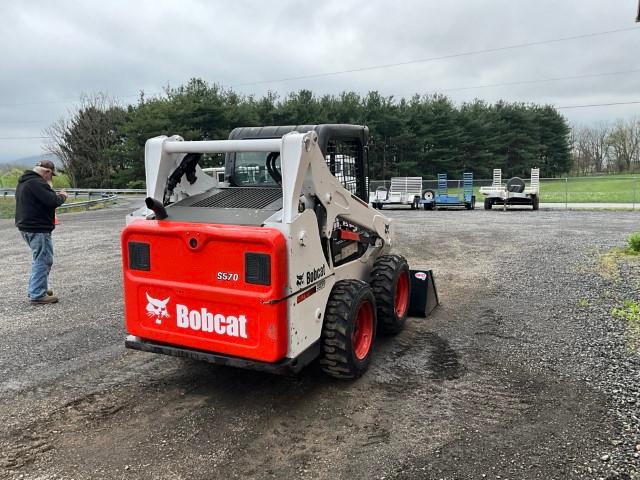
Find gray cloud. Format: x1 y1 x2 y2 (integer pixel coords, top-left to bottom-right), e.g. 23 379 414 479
1 0 639 161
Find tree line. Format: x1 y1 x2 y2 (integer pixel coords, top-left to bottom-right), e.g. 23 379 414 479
571 119 640 175
46 78 572 188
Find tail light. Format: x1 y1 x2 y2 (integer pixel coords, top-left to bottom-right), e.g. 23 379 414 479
245 253 271 285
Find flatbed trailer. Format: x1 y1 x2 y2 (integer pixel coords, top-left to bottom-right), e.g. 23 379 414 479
479 168 540 210
420 173 475 210
370 177 422 209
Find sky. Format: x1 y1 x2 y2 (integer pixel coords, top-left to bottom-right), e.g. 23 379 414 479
1 0 639 162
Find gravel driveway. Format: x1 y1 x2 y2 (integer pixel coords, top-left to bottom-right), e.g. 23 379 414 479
0 202 638 479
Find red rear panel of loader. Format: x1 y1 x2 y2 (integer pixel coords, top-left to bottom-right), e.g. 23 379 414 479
121 220 288 362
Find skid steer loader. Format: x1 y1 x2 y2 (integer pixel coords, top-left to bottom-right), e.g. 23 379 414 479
121 124 410 378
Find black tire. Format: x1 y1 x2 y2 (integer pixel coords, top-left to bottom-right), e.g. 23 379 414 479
484 198 492 210
370 254 410 335
422 189 435 201
532 195 539 210
506 177 525 193
471 195 476 210
319 280 377 379
378 203 383 210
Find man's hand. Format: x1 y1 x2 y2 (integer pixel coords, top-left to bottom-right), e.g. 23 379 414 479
59 189 68 200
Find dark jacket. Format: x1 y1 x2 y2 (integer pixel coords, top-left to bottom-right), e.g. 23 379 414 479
14 171 65 233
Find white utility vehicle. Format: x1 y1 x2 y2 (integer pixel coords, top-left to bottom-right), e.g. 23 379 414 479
121 125 412 379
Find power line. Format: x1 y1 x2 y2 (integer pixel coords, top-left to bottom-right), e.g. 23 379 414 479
0 26 638 108
437 68 640 93
556 100 640 109
0 136 53 140
0 93 140 108
233 26 640 87
2 67 637 120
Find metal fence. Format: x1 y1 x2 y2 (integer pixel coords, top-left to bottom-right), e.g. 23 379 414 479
369 176 640 209
0 188 145 199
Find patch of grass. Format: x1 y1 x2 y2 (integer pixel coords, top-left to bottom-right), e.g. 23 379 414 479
599 232 640 280
612 300 640 351
577 298 590 308
0 198 15 219
599 249 625 281
627 232 640 254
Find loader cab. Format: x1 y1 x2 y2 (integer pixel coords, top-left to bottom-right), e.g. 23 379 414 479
226 124 370 202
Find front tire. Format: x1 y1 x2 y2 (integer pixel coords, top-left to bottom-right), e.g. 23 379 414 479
484 198 492 210
370 254 410 335
319 280 377 379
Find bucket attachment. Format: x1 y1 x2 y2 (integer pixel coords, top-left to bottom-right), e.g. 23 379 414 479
408 269 439 317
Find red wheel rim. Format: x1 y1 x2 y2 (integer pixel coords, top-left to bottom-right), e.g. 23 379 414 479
394 271 409 318
352 300 374 360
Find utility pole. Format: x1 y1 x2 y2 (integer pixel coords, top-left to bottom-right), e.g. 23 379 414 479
637 0 640 22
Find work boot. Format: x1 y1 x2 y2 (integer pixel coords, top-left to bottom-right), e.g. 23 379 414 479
30 295 59 305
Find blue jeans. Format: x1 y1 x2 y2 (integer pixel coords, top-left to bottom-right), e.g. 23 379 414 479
21 232 54 300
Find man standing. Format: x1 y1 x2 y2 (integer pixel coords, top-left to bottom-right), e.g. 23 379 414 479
15 160 68 304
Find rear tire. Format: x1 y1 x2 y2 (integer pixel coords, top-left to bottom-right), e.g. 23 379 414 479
532 195 539 210
484 198 492 210
370 254 410 335
319 280 377 379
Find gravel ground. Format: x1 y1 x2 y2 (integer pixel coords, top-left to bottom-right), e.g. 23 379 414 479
0 201 638 480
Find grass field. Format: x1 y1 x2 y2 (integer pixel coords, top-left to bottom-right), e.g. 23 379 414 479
0 168 70 189
0 198 109 219
418 175 640 204
539 177 639 203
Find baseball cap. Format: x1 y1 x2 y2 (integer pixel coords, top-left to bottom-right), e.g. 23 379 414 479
36 160 57 176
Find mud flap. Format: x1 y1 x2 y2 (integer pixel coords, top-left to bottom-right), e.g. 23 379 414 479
408 269 439 317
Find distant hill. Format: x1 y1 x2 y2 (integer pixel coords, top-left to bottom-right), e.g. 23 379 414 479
0 153 60 169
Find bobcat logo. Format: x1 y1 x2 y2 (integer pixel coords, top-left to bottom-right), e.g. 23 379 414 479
146 293 170 325
296 274 304 287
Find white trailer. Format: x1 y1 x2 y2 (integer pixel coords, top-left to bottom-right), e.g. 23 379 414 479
479 168 540 210
370 177 422 209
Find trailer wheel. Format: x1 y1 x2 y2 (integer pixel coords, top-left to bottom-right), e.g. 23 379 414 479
319 280 377 379
422 189 435 201
370 254 410 335
484 198 492 210
532 195 539 210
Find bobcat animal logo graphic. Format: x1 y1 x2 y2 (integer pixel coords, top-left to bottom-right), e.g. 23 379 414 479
296 273 304 287
145 293 170 325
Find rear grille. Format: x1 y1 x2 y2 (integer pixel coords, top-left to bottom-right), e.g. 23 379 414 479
190 187 282 209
